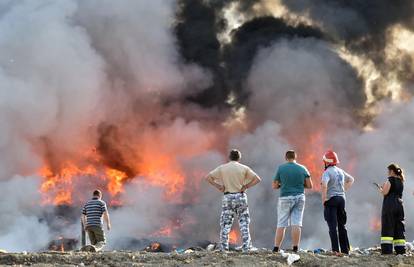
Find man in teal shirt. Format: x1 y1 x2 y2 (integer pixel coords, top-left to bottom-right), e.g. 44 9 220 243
272 150 313 252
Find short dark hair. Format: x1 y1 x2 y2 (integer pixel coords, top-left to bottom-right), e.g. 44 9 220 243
285 150 296 160
229 149 241 161
93 190 102 197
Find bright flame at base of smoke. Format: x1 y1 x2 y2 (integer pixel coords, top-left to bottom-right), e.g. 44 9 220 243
39 148 187 206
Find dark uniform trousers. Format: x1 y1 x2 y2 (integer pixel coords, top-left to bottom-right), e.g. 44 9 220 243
381 199 406 254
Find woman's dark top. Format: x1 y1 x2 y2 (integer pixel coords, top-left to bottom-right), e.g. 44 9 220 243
382 176 404 215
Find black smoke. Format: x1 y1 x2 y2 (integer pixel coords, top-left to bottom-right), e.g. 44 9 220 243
281 0 414 96
175 0 329 108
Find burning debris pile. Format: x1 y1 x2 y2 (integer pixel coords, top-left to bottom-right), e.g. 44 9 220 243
1 0 414 254
48 237 78 252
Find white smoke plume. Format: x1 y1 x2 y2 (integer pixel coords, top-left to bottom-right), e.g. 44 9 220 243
0 176 51 251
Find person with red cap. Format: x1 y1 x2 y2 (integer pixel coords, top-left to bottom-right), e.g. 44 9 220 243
321 150 355 255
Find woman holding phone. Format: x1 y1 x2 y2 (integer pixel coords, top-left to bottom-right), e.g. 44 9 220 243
378 164 406 255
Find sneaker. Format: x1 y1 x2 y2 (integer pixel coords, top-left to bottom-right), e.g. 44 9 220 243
242 246 259 253
81 245 96 252
335 252 345 257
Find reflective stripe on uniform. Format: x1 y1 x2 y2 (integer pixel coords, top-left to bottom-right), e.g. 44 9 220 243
381 237 394 244
393 239 406 246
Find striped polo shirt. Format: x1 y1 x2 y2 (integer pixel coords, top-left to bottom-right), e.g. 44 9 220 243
82 197 107 227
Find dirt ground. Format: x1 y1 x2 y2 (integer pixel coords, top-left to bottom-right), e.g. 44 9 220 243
1 250 414 267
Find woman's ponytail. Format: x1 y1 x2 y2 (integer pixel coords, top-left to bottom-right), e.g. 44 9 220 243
388 164 405 181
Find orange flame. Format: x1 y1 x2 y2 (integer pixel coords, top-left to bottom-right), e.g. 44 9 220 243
229 229 240 244
370 216 381 232
39 164 78 205
150 218 184 238
39 147 188 206
39 161 130 205
152 226 173 238
58 236 64 252
105 168 128 196
298 131 327 191
139 153 186 197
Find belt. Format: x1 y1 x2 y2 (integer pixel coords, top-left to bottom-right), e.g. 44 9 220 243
224 191 245 195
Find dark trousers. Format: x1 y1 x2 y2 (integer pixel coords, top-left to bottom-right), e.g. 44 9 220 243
381 202 405 255
324 196 350 254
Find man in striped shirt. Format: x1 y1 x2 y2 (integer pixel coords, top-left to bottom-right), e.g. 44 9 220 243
81 190 111 249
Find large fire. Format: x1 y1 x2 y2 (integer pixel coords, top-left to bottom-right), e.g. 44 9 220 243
39 129 334 207
39 147 186 206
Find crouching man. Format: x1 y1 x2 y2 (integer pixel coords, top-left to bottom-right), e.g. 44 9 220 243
206 149 261 252
81 190 111 251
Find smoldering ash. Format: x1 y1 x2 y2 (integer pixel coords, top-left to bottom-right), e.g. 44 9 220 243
0 0 413 252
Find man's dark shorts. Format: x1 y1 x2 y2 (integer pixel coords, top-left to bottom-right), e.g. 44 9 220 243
86 226 106 245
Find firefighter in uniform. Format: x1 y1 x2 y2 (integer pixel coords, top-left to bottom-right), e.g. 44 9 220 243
205 149 261 252
378 164 406 255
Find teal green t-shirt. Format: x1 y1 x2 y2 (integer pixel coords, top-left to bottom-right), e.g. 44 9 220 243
273 162 310 197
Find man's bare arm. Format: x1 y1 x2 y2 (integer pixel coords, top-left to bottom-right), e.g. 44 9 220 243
103 211 111 231
304 177 313 189
344 180 353 191
344 172 355 191
81 214 87 230
272 180 281 190
242 176 261 191
321 183 328 205
205 175 225 192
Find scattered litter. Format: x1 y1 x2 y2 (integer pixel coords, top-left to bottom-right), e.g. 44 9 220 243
206 244 216 251
313 248 326 254
352 248 370 255
406 242 414 251
280 251 300 265
175 248 186 254
186 246 204 252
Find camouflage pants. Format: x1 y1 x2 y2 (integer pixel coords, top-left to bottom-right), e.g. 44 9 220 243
220 192 251 251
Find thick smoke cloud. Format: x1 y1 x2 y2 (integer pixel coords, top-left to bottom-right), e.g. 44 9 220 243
175 0 327 107
0 0 106 178
0 0 213 251
247 38 364 126
0 176 51 252
76 0 210 100
281 0 414 44
281 0 414 99
0 0 414 252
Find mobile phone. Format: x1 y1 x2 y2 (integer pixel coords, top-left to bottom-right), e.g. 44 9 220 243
373 182 381 189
